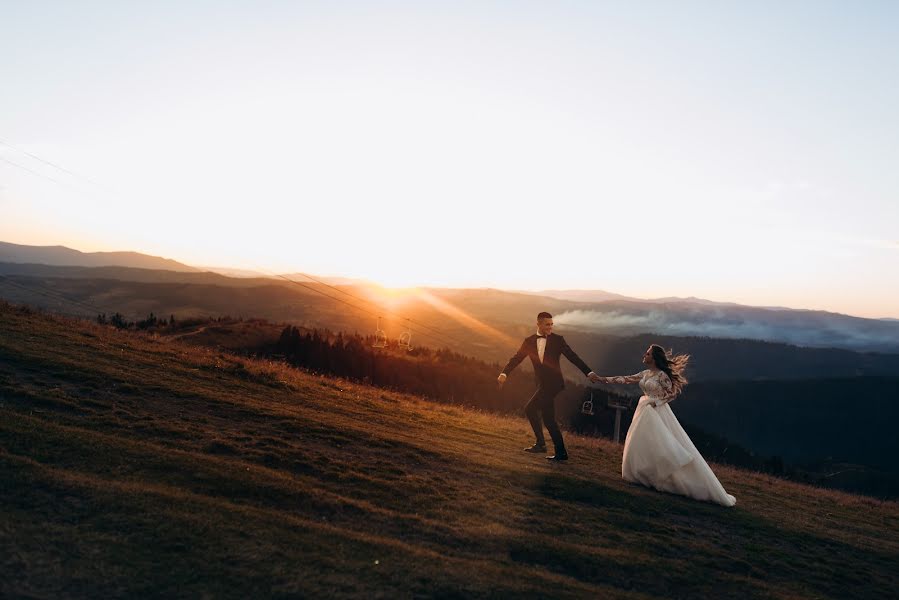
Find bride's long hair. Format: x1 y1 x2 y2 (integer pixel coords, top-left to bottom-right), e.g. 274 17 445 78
650 344 689 395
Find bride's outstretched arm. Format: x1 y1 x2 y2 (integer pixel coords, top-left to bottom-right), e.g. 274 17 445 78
596 373 644 385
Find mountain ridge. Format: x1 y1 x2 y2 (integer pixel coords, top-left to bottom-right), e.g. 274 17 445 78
0 240 199 272
2 240 897 353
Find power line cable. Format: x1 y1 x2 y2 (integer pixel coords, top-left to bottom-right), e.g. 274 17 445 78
0 156 73 188
0 274 118 316
0 138 103 188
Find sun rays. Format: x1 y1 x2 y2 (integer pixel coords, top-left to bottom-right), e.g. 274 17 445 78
412 289 518 349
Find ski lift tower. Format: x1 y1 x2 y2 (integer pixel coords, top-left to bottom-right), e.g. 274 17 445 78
608 396 634 444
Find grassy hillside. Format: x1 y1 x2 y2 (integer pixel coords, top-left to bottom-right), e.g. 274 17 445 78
1 303 897 599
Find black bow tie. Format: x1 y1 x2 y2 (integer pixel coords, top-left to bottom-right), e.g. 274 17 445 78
537 335 547 339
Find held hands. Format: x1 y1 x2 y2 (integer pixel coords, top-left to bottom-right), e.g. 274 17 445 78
589 373 610 384
501 371 611 386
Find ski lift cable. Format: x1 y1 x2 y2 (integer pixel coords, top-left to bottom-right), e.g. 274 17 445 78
0 156 73 188
0 138 104 188
0 274 122 317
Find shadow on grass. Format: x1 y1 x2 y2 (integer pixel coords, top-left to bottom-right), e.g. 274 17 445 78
507 471 897 599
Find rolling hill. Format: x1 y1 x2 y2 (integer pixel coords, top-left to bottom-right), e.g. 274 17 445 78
0 241 199 271
1 302 897 598
0 262 270 286
4 239 899 354
4 267 899 384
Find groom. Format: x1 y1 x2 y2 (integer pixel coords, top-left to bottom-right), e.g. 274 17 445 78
497 312 599 461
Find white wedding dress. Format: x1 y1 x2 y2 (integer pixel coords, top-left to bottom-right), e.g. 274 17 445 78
611 370 736 507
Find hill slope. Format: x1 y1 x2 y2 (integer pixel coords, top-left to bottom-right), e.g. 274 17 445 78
1 304 897 598
0 261 270 286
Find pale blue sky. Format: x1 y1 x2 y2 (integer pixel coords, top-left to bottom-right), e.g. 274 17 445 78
1 1 897 317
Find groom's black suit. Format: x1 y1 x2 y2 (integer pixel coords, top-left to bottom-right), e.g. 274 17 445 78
502 333 593 454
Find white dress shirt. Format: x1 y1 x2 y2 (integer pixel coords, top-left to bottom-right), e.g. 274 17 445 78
536 335 547 363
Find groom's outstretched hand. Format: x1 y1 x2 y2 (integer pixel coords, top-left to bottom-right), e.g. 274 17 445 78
588 372 601 383
496 373 507 389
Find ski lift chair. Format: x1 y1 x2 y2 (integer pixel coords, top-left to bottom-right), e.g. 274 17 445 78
581 389 596 416
372 317 388 348
398 330 412 351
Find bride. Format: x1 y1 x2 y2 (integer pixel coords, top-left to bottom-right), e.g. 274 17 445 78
596 345 736 507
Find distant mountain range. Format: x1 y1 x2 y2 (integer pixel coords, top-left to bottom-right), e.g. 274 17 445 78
0 262 274 287
196 266 268 278
2 240 898 353
525 289 744 306
0 241 199 272
519 289 631 303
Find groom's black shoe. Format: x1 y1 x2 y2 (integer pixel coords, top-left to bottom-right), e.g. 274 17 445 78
524 444 547 453
545 453 569 461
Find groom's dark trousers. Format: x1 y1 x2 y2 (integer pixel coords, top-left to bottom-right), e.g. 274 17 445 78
524 384 565 450
502 333 593 453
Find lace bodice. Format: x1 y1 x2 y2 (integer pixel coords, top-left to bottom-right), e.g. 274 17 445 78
607 369 674 400
641 370 674 399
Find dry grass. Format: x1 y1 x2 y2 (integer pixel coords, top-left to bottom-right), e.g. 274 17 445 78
1 303 897 599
